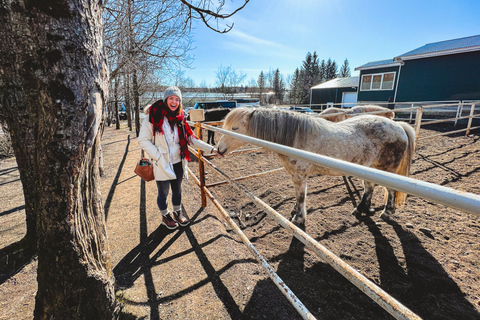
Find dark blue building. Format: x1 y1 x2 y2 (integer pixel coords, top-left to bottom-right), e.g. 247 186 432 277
355 35 480 104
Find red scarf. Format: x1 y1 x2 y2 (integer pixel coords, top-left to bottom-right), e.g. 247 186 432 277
149 100 194 161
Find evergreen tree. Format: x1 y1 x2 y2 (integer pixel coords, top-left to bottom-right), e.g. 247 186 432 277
298 52 322 104
339 58 351 77
312 51 321 84
258 71 266 105
289 68 301 104
319 59 326 83
273 69 285 104
325 58 338 80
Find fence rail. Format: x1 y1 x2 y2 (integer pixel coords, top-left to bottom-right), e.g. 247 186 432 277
204 124 480 217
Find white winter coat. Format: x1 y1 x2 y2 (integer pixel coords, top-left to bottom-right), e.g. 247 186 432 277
137 107 213 181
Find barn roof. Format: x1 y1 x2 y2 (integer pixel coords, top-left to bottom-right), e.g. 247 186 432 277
394 34 480 61
355 34 480 71
355 59 401 71
311 76 359 89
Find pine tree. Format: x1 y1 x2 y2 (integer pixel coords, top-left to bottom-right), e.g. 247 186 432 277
312 51 321 85
319 59 326 83
289 68 301 104
325 58 338 81
258 71 266 105
273 69 285 104
339 58 351 77
299 52 320 104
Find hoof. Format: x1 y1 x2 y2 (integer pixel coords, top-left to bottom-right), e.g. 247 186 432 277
379 212 390 221
291 215 305 226
352 208 362 218
352 207 375 218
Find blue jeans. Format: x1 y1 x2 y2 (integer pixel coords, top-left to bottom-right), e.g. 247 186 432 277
156 162 183 211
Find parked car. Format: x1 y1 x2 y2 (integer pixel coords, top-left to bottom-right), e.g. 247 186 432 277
119 104 127 120
289 106 316 115
193 100 237 110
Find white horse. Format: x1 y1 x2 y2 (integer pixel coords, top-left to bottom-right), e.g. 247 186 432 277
319 105 395 122
217 107 415 225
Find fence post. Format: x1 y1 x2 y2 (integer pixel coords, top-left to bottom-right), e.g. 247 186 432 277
196 122 207 207
466 103 476 136
455 101 464 126
409 103 414 123
414 107 423 146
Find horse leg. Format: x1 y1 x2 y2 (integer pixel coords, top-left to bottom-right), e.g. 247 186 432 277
207 131 215 145
379 188 396 220
352 180 375 218
291 177 307 226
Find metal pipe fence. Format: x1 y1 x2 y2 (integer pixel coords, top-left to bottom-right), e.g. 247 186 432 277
185 103 479 319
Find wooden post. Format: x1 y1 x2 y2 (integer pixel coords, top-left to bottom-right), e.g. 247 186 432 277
466 103 476 136
196 122 207 207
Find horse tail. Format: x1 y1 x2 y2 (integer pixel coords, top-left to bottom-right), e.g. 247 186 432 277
394 122 416 207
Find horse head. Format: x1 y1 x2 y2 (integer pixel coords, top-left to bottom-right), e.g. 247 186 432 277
319 107 346 122
216 107 253 155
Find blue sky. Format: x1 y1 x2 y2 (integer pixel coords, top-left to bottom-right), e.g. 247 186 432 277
184 0 480 87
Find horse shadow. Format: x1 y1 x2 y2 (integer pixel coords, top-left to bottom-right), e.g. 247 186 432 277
242 227 392 319
241 233 306 319
361 217 480 320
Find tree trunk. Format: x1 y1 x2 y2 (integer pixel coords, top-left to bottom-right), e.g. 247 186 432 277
114 79 121 130
0 1 119 319
132 71 140 137
125 74 133 131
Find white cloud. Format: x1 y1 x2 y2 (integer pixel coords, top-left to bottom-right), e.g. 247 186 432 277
222 29 302 58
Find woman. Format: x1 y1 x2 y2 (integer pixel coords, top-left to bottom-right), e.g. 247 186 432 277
138 86 222 229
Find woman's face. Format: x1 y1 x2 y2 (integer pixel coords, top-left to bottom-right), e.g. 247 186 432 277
166 95 181 112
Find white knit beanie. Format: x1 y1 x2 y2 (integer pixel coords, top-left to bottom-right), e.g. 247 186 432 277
163 86 182 102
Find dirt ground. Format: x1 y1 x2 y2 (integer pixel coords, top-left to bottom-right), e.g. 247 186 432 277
1 120 479 320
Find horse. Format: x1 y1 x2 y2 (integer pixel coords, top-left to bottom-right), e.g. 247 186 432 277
217 107 415 225
319 105 395 122
204 108 232 145
318 107 347 122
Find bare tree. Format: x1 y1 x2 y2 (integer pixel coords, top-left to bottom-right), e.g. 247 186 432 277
215 65 247 99
104 0 250 135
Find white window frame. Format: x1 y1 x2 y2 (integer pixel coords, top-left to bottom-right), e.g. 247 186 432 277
360 72 396 91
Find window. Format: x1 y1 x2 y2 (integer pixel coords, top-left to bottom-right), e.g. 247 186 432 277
360 72 395 91
361 75 372 91
381 73 395 90
372 75 382 89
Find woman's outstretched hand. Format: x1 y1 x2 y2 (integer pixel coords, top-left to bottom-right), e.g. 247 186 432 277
212 147 224 157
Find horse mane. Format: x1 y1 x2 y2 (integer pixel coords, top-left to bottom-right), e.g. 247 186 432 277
225 107 323 147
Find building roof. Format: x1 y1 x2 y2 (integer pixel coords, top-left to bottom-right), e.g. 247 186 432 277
355 59 401 71
355 34 480 71
395 34 480 61
311 76 359 90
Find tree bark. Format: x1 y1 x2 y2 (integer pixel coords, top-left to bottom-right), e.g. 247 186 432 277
0 0 119 318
